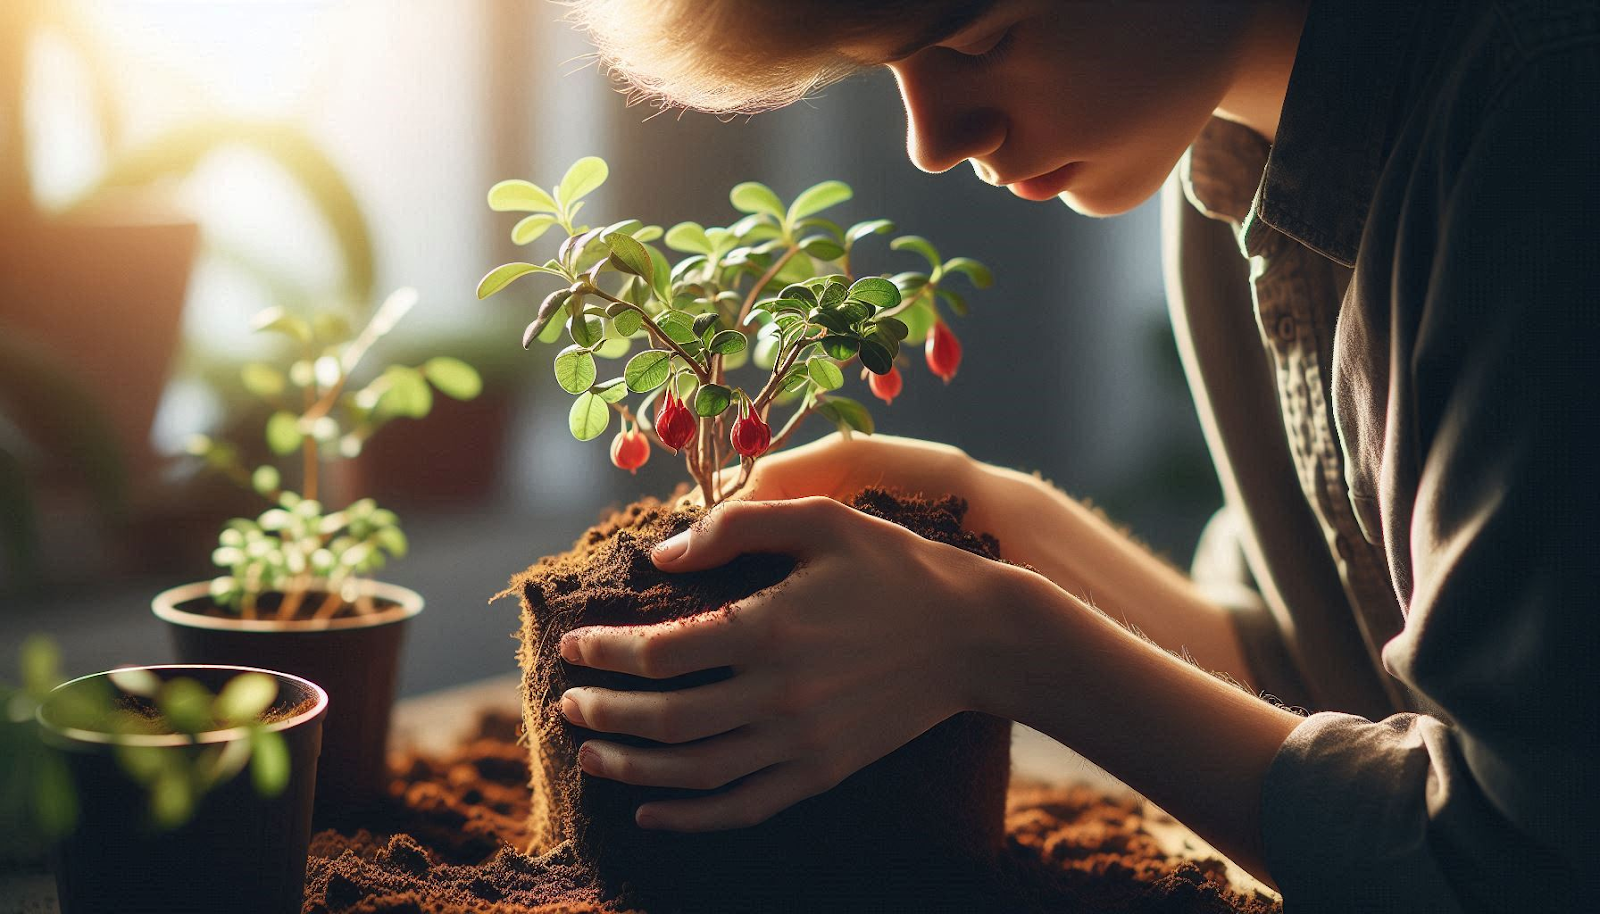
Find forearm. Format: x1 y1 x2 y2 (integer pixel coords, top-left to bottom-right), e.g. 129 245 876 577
974 563 1301 888
963 459 1254 684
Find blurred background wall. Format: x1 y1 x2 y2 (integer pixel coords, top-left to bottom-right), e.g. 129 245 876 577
1 0 1218 693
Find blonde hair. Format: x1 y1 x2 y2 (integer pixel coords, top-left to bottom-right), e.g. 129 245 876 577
563 0 990 115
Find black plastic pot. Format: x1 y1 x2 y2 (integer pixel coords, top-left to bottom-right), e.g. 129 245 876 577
152 580 422 811
39 664 327 914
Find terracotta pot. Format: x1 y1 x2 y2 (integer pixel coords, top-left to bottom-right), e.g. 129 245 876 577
152 580 423 811
40 664 327 914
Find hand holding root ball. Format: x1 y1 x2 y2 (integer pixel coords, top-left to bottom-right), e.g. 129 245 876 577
556 496 1031 832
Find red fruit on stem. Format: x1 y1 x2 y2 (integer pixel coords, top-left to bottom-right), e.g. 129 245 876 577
730 403 771 458
868 365 903 405
925 320 962 384
610 427 650 474
654 390 696 454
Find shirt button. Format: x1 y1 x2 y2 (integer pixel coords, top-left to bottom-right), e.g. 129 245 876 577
1274 314 1297 343
1334 533 1354 560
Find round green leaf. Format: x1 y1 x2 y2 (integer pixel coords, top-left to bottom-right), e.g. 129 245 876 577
606 232 654 278
594 377 629 403
709 329 747 355
249 728 291 797
787 180 853 223
265 411 302 456
656 310 697 344
665 221 714 255
847 277 901 310
730 181 785 220
512 214 558 245
612 308 644 337
554 346 597 394
150 766 195 829
624 350 673 393
557 156 609 205
214 673 278 725
753 334 781 370
692 383 732 417
378 366 433 418
858 339 895 375
423 357 483 400
568 391 610 441
158 678 216 736
251 465 280 496
819 397 875 435
800 236 846 261
487 179 558 213
593 334 632 359
240 363 285 398
820 336 859 361
569 313 605 347
806 357 844 390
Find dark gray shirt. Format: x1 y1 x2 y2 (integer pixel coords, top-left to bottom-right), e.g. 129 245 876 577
1165 0 1597 908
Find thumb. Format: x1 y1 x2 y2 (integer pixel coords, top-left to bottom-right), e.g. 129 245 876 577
652 497 841 572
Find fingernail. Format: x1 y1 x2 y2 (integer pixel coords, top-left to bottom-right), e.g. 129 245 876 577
635 806 660 829
560 632 582 663
577 743 604 776
653 531 689 564
560 692 586 727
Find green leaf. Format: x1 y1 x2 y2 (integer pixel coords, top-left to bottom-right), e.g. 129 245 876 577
692 312 723 338
567 391 610 441
874 317 910 341
554 346 597 394
847 277 901 310
251 306 311 343
557 156 608 205
251 465 280 496
846 219 895 246
799 236 846 261
250 728 291 797
708 329 747 355
512 214 558 245
20 634 61 696
858 338 895 375
692 383 732 417
605 231 654 278
665 221 714 255
610 308 644 338
779 365 812 394
214 673 278 725
779 284 818 307
158 678 215 735
150 766 194 830
900 298 938 343
821 336 859 360
806 357 844 390
730 181 785 220
378 366 433 418
488 179 558 213
635 225 663 243
265 411 302 456
891 235 942 270
818 281 847 309
624 350 673 392
240 363 286 398
753 334 781 370
787 180 853 223
594 377 629 403
940 256 992 288
810 309 851 334
937 287 969 316
422 357 482 400
593 333 632 360
819 397 875 436
656 310 697 344
374 526 408 558
836 300 873 324
477 262 547 299
569 313 605 347
108 667 161 698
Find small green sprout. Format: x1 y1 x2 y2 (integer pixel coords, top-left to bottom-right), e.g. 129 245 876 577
478 157 991 505
188 289 479 619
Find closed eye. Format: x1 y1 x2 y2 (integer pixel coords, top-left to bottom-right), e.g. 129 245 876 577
948 24 1016 67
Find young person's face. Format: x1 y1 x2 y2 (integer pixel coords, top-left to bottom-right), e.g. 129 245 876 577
872 1 1256 217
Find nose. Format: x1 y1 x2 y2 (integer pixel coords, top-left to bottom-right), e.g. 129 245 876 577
889 52 1007 175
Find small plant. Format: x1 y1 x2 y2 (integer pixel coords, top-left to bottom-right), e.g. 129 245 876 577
2 638 293 834
185 290 482 619
477 157 990 505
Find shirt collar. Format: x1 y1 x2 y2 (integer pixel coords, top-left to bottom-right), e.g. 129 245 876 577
1184 0 1429 267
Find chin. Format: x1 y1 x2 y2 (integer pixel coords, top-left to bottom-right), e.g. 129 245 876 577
1058 163 1166 217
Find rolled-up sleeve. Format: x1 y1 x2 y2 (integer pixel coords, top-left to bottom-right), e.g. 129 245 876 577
1259 45 1598 911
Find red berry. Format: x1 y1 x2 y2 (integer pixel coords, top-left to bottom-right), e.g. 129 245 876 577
730 403 771 458
868 365 903 405
654 390 696 453
925 320 962 383
610 427 650 474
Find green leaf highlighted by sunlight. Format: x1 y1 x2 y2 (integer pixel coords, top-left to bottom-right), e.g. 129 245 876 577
788 180 853 224
488 179 559 213
422 357 483 400
568 392 610 441
214 673 278 725
558 157 609 206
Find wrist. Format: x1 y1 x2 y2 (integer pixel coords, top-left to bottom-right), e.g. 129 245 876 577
963 560 1075 721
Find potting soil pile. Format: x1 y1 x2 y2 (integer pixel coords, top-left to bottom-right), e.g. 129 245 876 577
304 708 1280 913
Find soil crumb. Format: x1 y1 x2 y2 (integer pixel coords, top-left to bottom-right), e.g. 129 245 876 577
304 710 1280 914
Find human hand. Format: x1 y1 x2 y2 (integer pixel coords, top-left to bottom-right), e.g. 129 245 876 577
683 431 977 507
555 496 1026 832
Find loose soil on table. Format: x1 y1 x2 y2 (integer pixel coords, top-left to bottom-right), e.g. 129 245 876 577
304 716 1280 913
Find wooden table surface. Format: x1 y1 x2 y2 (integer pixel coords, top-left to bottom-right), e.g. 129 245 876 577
1 675 1276 912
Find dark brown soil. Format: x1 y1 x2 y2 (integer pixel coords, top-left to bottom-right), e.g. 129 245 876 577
184 592 400 623
508 489 1016 908
107 692 319 734
303 711 1280 913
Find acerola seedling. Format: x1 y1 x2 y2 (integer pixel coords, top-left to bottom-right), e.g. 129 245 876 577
478 157 992 505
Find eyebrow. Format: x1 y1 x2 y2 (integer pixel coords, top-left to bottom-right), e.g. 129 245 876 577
883 1 998 61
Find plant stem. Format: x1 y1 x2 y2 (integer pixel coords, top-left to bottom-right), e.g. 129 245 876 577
736 246 800 330
311 589 344 621
604 400 678 455
585 289 711 384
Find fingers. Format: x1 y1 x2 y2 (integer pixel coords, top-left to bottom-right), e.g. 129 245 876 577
651 496 851 572
633 760 835 831
561 605 752 679
577 727 788 794
561 677 769 744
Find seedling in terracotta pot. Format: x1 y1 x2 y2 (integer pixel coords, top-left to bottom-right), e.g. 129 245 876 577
484 159 1014 908
153 288 481 808
476 156 990 502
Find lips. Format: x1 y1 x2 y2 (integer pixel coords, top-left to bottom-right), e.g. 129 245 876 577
1006 161 1082 201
